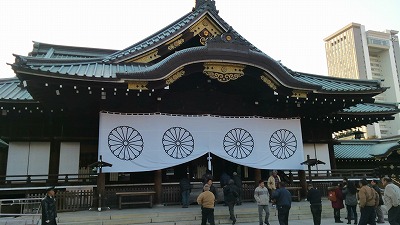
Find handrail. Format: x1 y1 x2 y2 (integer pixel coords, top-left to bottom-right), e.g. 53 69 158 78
0 173 97 187
0 197 42 221
0 168 384 189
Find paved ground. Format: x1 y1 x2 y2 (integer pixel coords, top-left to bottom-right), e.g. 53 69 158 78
1 199 389 225
57 199 388 225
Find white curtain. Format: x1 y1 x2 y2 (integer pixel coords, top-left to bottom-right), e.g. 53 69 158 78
98 112 305 172
59 142 80 179
6 142 50 180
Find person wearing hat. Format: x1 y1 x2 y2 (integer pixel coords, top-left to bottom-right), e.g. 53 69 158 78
41 186 57 225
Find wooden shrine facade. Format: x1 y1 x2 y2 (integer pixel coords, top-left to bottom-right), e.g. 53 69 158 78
0 0 399 200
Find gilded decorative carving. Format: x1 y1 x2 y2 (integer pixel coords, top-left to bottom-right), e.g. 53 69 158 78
126 49 160 63
165 34 185 50
165 69 185 85
260 73 278 90
190 15 223 45
291 90 308 98
127 81 148 90
203 62 245 82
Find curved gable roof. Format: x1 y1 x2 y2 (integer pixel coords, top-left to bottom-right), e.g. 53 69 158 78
102 0 260 63
9 0 387 97
12 35 386 95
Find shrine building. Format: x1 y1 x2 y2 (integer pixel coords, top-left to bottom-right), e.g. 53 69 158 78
0 0 399 202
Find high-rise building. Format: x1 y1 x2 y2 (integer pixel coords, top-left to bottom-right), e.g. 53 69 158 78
324 23 400 138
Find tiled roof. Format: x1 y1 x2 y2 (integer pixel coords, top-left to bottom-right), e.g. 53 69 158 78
341 102 399 113
0 139 8 148
334 144 373 159
103 1 259 63
334 140 400 159
23 62 146 79
0 78 33 101
30 42 117 60
292 72 384 92
103 10 204 62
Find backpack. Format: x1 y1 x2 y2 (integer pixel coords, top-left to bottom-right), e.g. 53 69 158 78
328 190 337 202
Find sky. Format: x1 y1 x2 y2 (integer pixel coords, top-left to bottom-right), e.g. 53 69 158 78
0 0 399 79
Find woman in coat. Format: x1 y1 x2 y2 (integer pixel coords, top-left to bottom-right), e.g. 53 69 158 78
342 181 358 224
331 183 345 223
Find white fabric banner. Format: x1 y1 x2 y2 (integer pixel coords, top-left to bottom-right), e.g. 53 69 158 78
98 112 305 172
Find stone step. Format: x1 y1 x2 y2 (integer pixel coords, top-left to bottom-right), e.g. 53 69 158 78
2 201 347 225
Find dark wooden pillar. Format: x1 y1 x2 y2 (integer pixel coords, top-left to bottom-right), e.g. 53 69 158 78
48 140 60 184
97 172 105 210
298 170 307 197
328 142 337 169
254 169 261 185
154 169 162 205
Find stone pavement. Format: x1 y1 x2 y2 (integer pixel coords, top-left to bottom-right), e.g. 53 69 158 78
57 199 388 225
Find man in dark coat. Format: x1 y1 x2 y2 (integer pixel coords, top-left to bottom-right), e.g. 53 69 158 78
220 172 231 188
307 183 322 225
271 182 292 225
223 179 239 225
41 186 57 225
232 172 243 205
179 175 191 208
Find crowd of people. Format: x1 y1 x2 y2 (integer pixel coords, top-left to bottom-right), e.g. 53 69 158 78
316 177 400 225
195 170 292 225
193 170 400 225
42 170 400 225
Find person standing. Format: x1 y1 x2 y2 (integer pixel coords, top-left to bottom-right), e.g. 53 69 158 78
41 186 57 225
381 177 400 225
202 169 213 185
307 183 322 225
342 180 358 224
179 175 191 208
254 180 270 225
371 179 385 223
271 182 292 225
206 178 218 201
329 183 344 223
197 184 216 225
223 179 239 225
267 170 281 202
220 171 231 188
232 172 243 205
358 178 378 225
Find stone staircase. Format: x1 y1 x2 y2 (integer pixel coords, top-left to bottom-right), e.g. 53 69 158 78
1 200 345 225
